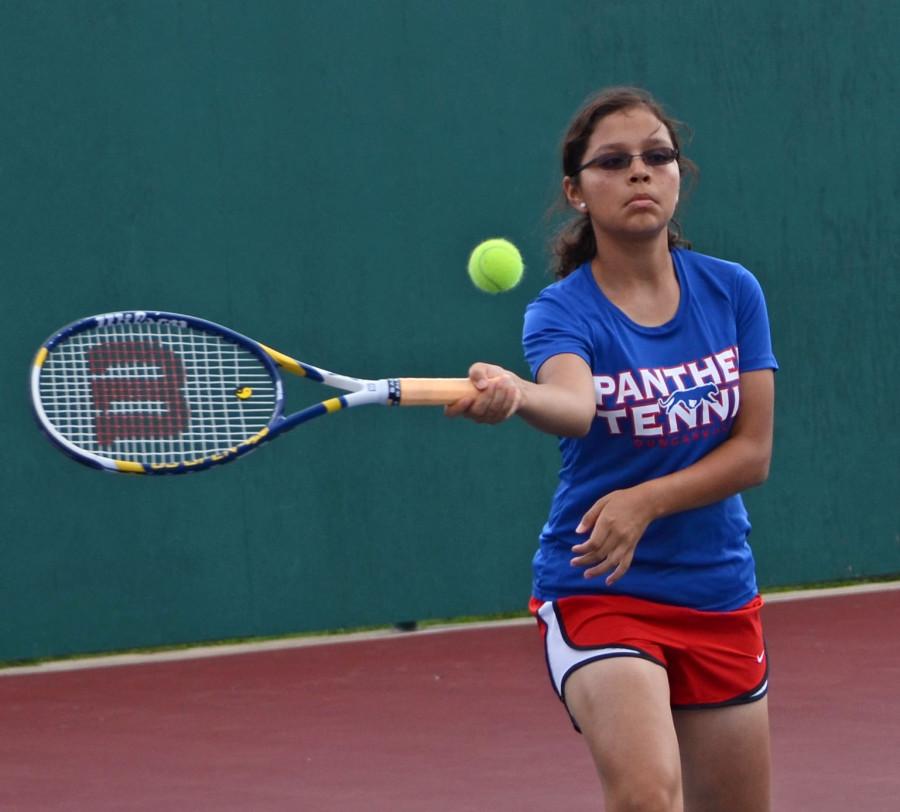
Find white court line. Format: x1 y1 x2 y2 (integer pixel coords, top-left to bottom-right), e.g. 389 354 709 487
761 580 900 603
0 618 535 677
2 580 898 678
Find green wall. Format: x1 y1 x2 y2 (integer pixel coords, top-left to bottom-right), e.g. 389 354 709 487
2 0 897 661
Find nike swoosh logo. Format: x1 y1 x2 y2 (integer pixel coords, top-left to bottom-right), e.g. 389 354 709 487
756 651 765 663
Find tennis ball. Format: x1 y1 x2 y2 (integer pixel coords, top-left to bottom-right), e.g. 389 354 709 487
467 238 524 293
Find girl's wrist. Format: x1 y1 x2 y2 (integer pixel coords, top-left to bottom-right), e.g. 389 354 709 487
637 479 668 521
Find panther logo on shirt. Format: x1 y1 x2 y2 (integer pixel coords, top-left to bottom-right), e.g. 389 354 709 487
658 383 720 415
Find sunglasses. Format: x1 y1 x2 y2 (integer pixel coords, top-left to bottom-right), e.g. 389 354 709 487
574 146 680 174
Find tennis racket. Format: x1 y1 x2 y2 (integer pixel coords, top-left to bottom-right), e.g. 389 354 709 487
31 310 476 474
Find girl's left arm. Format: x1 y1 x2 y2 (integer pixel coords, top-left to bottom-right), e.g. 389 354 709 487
572 369 775 584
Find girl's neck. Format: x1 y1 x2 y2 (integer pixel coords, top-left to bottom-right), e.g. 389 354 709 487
591 232 674 291
590 233 680 327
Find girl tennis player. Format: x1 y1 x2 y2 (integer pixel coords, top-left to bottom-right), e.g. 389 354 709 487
448 87 776 811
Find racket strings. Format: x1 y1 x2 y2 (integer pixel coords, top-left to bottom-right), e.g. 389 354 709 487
39 322 278 464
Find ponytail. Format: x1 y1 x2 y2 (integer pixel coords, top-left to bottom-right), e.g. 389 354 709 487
551 215 596 280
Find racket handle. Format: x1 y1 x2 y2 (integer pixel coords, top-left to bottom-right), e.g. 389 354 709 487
396 378 477 406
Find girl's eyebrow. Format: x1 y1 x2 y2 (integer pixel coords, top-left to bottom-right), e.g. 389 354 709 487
588 134 673 155
590 123 671 154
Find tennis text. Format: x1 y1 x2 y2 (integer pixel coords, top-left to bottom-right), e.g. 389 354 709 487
593 346 741 443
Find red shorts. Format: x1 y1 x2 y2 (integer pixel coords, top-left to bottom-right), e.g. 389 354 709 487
530 593 768 712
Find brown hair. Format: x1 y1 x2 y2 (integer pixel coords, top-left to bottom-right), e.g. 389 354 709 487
551 87 698 279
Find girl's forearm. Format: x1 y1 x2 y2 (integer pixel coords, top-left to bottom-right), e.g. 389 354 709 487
639 433 772 520
517 378 596 437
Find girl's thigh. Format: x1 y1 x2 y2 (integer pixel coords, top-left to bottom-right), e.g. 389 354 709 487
565 657 682 810
673 698 771 812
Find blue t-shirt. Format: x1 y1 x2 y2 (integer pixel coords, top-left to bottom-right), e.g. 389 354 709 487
523 248 778 611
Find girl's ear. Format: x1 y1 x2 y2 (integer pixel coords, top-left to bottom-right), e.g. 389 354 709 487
563 176 585 212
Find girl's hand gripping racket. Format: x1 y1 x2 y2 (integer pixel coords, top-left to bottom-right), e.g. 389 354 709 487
30 311 476 474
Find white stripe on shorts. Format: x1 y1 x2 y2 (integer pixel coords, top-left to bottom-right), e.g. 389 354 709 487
748 679 768 700
537 600 648 698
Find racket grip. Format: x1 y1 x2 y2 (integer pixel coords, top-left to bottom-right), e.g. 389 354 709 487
396 378 477 406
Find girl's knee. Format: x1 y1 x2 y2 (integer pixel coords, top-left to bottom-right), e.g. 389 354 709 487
605 777 682 812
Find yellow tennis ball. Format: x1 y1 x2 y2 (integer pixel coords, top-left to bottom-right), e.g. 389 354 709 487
467 238 524 293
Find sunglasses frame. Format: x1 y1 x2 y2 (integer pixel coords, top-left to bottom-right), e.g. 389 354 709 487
574 147 680 174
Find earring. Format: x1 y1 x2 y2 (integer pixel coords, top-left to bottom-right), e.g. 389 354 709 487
579 203 587 209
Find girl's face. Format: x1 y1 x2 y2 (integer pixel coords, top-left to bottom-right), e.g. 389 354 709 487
564 106 681 245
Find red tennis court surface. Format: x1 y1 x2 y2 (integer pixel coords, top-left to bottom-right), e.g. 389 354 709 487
1 585 898 810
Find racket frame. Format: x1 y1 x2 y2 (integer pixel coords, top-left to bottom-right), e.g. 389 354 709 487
30 310 407 475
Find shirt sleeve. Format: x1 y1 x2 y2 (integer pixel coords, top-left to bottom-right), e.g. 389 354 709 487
734 267 779 372
522 290 594 380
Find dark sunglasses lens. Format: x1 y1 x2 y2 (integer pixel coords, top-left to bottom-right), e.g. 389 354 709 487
644 148 678 166
596 153 632 170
